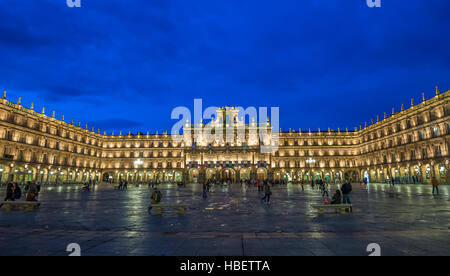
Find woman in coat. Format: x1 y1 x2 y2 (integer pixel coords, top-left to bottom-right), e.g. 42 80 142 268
331 189 342 205
4 183 15 201
14 183 22 200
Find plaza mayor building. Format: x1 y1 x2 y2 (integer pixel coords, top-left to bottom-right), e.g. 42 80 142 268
0 87 449 185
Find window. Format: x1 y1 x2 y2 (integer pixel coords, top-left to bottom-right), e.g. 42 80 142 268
422 148 428 159
435 146 441 157
433 127 438 138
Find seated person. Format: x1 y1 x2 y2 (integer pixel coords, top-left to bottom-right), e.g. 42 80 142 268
331 189 342 205
26 183 38 202
82 183 90 191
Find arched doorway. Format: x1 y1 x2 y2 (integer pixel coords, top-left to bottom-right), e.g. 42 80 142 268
0 165 6 184
296 171 303 182
221 168 236 183
240 168 250 181
424 165 432 183
437 164 447 184
344 170 359 182
189 169 199 183
164 171 174 182
257 168 267 180
156 172 164 183
324 172 331 182
284 171 292 182
103 172 114 183
174 171 182 182
25 168 35 182
206 168 216 181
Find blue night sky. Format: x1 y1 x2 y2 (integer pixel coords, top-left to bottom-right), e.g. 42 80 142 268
0 0 449 134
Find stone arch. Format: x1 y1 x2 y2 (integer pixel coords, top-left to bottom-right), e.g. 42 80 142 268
205 168 216 181
188 168 200 183
220 167 236 183
102 171 115 182
239 168 250 181
174 171 183 182
256 167 267 181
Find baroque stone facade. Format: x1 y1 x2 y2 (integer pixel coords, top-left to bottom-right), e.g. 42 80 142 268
0 88 449 185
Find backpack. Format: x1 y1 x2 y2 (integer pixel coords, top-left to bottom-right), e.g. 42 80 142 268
154 191 162 203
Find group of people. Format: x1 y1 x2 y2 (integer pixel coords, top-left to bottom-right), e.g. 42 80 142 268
117 180 129 190
4 182 40 202
81 180 97 191
319 180 353 212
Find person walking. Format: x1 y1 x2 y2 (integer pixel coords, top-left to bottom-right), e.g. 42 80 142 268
322 181 329 198
301 179 304 192
261 183 272 203
431 176 439 195
341 180 353 212
148 188 163 213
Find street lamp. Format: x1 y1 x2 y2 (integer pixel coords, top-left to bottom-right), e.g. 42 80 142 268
134 158 144 167
306 157 316 164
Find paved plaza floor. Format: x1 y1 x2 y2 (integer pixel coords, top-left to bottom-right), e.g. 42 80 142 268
0 182 449 256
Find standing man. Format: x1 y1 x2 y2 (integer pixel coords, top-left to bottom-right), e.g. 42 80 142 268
431 176 439 195
341 180 353 212
261 182 272 203
202 182 208 199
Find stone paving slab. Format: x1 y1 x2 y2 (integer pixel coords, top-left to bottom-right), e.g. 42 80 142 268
0 183 449 256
